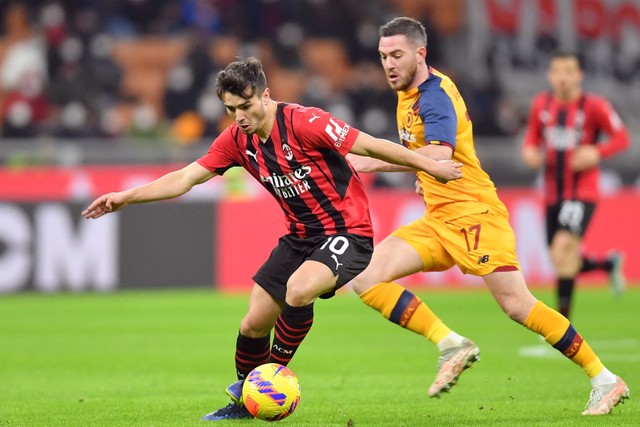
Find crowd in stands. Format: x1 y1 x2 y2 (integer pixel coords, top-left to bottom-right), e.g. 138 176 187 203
0 0 489 145
4 0 635 149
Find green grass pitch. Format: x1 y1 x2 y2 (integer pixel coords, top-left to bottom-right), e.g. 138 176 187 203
1 286 638 426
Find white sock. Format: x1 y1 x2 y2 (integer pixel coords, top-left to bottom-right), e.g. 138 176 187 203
437 331 465 351
590 367 617 388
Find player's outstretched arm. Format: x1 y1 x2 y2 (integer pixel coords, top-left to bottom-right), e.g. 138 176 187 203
345 153 408 173
82 161 216 219
349 132 462 183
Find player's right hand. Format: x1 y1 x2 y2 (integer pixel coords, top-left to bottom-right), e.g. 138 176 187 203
433 159 463 183
82 192 129 219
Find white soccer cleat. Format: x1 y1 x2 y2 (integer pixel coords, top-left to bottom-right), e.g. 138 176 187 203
428 338 480 398
582 376 630 415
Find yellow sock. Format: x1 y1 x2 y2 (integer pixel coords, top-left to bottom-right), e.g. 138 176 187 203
359 282 451 344
524 301 603 378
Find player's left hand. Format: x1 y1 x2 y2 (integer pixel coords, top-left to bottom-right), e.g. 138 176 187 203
571 145 600 172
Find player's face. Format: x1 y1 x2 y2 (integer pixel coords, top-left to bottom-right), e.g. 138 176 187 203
378 35 424 91
548 57 583 100
222 88 270 135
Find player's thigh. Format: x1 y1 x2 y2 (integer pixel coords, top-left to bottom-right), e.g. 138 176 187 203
253 235 308 303
443 211 520 275
550 229 581 257
350 236 423 294
545 203 562 246
286 260 338 304
305 233 373 299
391 217 455 272
241 284 284 336
351 220 453 294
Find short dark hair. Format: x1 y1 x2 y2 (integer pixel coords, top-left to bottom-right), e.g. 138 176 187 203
379 17 427 48
550 51 583 69
215 57 267 100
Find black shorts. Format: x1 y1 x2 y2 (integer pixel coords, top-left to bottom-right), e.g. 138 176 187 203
253 233 373 302
545 200 596 244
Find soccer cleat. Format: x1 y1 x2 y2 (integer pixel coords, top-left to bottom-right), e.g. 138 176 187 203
225 380 244 404
428 338 480 398
582 376 630 415
201 380 251 421
608 252 626 297
202 402 253 421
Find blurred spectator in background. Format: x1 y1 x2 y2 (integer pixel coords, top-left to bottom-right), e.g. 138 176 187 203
46 35 91 107
0 2 50 137
163 32 214 120
42 2 124 139
0 1 475 144
85 34 123 112
128 101 167 140
55 101 93 139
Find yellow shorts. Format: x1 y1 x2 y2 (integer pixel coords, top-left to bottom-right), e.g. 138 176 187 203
391 210 520 276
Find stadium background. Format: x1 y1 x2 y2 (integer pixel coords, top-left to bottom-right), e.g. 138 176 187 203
1 0 639 293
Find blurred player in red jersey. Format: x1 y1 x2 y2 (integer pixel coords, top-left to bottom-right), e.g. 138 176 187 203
522 52 630 319
348 18 628 415
82 57 463 421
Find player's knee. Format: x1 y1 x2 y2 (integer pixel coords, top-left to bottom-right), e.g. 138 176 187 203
285 280 317 306
496 297 529 324
550 238 578 261
350 272 376 295
550 249 577 271
240 314 272 338
551 252 580 276
501 305 527 324
550 244 566 262
351 265 393 295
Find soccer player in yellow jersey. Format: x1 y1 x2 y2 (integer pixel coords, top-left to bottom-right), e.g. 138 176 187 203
348 17 629 415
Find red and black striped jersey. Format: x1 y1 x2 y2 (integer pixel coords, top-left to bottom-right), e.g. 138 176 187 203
197 102 373 238
523 91 629 204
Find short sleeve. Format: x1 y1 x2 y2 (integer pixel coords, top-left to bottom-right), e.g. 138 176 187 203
196 128 241 175
418 89 458 149
295 107 360 156
589 96 629 158
592 97 624 134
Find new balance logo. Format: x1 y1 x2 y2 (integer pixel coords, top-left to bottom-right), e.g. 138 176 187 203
309 113 320 123
331 254 343 270
477 255 490 264
246 150 258 162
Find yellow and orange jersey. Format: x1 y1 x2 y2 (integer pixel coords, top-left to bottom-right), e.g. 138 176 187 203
396 67 506 219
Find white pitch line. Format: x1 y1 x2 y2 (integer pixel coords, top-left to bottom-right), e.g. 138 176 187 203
518 345 561 359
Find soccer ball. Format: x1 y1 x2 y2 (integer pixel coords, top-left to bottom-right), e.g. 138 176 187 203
242 363 301 421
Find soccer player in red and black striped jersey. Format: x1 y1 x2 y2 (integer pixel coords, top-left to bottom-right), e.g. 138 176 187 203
82 57 463 421
522 52 629 319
